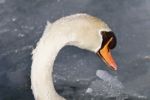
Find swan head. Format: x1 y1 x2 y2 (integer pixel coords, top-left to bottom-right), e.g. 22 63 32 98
53 14 117 70
69 14 118 70
77 29 117 70
78 29 117 70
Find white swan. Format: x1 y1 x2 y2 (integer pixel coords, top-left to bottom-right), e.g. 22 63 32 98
31 13 117 100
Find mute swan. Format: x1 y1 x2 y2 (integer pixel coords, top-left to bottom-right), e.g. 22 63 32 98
31 13 117 100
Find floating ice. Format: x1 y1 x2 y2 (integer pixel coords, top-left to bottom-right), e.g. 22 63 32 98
86 88 93 93
96 70 124 88
18 33 25 38
12 17 17 22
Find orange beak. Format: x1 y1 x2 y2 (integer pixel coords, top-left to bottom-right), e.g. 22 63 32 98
97 38 117 70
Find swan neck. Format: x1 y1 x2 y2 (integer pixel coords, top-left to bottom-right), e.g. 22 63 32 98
31 34 67 100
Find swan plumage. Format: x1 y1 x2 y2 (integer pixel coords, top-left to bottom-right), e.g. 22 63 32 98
31 13 117 100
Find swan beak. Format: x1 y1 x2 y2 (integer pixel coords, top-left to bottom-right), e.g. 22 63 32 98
97 46 117 70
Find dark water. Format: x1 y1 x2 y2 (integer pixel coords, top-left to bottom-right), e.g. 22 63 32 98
0 0 150 100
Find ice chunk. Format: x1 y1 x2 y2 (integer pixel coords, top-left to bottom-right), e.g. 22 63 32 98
18 33 25 38
96 70 124 88
12 17 17 22
86 88 93 93
96 70 113 82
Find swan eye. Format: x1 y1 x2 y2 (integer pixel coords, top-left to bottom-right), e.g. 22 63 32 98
100 31 117 50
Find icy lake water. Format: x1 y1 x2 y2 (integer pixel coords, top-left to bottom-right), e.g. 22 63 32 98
0 0 150 100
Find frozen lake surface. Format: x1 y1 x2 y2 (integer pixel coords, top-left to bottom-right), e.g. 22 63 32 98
0 0 150 100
